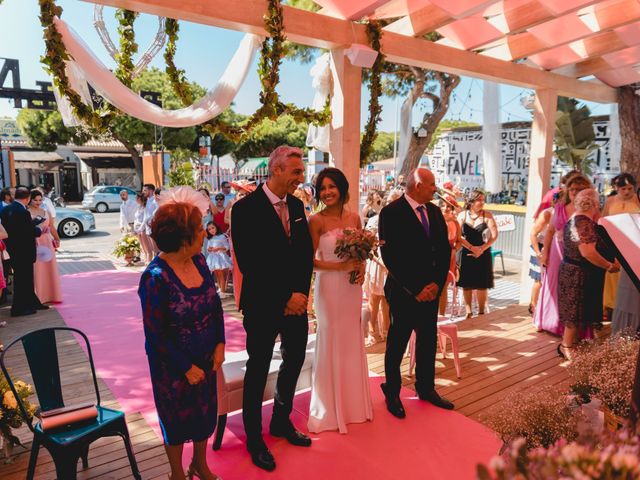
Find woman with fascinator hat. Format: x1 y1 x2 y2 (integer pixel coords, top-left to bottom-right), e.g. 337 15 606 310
138 187 226 480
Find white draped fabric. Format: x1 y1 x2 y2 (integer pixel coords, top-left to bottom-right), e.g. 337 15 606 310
396 91 414 175
52 16 262 128
306 52 331 152
54 62 93 128
482 80 501 194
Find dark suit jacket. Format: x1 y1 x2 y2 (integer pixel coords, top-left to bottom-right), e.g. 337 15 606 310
0 201 42 264
379 196 451 305
231 185 314 316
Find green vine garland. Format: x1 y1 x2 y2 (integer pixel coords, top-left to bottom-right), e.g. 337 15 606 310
39 0 140 132
360 20 384 166
114 9 139 88
164 0 331 142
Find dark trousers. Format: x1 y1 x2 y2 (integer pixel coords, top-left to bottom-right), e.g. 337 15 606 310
242 311 308 449
384 297 438 397
11 258 40 314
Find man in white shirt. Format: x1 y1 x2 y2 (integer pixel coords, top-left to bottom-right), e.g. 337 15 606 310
119 189 137 233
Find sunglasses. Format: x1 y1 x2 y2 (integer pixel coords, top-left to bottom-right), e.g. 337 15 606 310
215 197 224 201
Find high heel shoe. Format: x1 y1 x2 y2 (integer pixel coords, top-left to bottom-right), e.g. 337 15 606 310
556 344 573 360
187 463 223 480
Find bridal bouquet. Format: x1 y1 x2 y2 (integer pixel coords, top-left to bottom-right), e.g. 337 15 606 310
334 228 378 284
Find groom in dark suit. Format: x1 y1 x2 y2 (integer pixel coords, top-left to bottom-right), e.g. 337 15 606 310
378 168 453 418
232 146 314 472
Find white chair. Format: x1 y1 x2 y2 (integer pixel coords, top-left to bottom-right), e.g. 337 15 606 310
213 334 316 450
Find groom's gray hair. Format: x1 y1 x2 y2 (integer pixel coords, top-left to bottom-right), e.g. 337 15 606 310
268 146 304 176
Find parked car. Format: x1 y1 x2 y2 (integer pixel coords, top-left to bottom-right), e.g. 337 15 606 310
81 186 137 213
55 207 96 238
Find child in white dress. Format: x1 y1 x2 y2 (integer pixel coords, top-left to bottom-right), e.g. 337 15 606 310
205 221 233 296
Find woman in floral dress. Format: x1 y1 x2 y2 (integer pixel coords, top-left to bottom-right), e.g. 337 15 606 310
138 188 225 480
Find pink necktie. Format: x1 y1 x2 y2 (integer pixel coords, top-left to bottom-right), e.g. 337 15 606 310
276 201 290 238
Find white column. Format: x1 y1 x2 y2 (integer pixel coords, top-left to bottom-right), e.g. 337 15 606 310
330 48 361 213
519 88 557 304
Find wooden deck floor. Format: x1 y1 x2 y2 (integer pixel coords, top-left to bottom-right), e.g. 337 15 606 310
0 288 585 478
365 304 583 421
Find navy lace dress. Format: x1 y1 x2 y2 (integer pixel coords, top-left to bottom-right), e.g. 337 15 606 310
138 254 225 445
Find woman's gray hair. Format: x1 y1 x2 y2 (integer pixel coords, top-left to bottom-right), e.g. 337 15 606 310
574 188 600 213
268 145 303 175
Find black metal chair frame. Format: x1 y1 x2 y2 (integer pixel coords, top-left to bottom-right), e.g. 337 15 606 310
0 327 142 480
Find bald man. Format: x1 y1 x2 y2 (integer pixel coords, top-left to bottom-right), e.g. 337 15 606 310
378 168 453 418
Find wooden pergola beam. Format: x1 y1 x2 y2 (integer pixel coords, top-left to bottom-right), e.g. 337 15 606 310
482 0 640 61
383 0 499 37
440 0 602 51
84 0 617 103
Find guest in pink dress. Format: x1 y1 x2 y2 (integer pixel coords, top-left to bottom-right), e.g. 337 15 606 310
534 174 591 336
28 190 62 304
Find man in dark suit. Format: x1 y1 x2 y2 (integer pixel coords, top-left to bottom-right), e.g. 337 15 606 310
1 187 48 316
231 146 314 472
378 168 453 418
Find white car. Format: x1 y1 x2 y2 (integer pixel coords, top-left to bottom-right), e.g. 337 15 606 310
81 186 137 213
55 208 96 238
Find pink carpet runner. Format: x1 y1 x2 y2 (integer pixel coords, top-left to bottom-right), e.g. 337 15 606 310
58 270 500 479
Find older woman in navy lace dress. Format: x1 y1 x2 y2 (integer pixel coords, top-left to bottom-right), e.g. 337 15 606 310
138 188 225 480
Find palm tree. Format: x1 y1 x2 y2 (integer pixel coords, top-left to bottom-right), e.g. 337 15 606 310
554 97 599 174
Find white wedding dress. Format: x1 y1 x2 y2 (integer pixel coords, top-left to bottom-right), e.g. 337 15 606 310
308 229 373 434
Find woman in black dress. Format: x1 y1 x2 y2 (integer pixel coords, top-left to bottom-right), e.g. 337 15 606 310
457 190 498 317
557 188 619 361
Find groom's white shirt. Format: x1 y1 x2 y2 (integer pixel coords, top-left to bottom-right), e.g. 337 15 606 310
263 182 289 226
404 193 429 226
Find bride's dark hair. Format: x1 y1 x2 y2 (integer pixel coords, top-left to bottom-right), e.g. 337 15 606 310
314 168 350 205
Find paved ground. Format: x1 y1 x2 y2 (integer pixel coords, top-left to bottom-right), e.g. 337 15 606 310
57 208 132 275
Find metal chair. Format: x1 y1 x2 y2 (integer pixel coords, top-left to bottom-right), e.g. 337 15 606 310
491 248 506 275
0 327 141 480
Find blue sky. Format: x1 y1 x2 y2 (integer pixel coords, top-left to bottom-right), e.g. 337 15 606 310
0 1 611 132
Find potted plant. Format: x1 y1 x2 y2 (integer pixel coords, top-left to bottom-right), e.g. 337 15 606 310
113 234 142 266
0 371 37 463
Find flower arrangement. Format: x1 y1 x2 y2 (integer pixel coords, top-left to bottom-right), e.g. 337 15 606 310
482 384 583 450
334 228 378 284
568 335 640 419
0 371 37 462
112 234 141 265
477 427 640 480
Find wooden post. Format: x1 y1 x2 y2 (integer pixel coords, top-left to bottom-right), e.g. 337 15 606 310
519 88 557 304
330 48 362 213
142 151 165 187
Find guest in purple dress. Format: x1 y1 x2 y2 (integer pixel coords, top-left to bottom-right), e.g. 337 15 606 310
534 173 591 336
138 189 225 480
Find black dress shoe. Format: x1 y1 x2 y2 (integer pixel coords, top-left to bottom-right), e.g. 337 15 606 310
35 304 50 310
380 383 406 419
249 446 276 472
269 425 312 447
418 389 455 410
11 309 37 317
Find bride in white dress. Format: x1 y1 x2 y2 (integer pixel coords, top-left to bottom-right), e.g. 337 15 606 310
307 168 373 434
